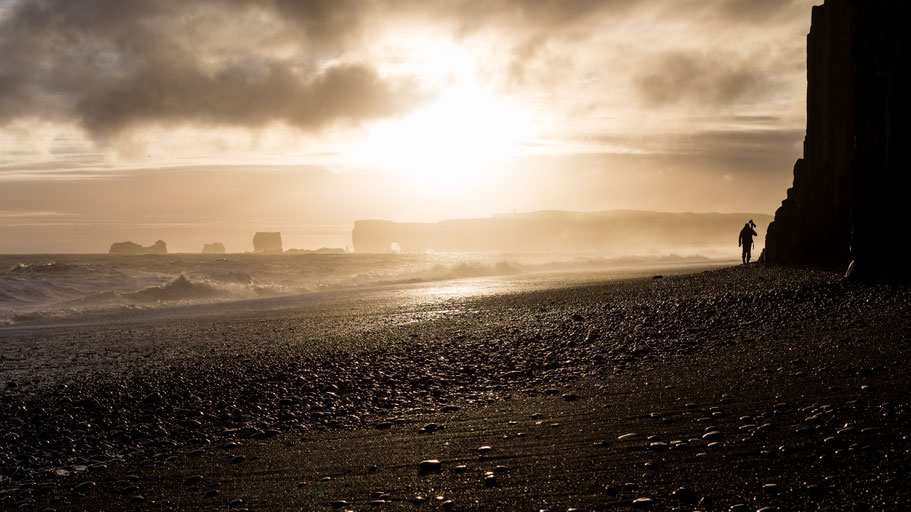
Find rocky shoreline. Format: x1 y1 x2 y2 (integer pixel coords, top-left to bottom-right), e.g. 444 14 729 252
1 265 909 510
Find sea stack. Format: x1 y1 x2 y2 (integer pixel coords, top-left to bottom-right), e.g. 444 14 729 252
764 0 909 280
253 232 283 254
202 242 226 254
109 240 168 254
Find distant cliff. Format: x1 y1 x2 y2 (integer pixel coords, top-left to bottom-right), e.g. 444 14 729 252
353 211 772 254
252 232 283 254
109 240 167 255
765 0 908 280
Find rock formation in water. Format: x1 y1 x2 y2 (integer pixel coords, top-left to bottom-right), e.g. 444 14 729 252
252 232 283 254
201 242 226 254
764 0 909 280
109 240 168 255
352 210 772 254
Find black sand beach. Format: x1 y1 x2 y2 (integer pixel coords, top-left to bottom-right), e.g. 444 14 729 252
2 265 909 511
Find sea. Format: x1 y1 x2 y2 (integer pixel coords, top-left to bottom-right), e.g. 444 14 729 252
0 252 727 327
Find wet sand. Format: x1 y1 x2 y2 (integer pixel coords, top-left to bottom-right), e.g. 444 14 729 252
2 264 909 510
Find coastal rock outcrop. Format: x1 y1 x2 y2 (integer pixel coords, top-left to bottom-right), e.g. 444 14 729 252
252 232 283 254
202 242 226 254
352 211 772 254
764 0 909 280
109 240 167 255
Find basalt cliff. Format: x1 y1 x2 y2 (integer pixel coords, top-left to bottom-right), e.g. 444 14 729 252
764 0 908 280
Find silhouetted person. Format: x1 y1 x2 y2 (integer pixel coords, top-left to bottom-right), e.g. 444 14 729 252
738 220 758 264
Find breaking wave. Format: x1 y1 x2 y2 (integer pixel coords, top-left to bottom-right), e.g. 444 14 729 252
128 275 229 302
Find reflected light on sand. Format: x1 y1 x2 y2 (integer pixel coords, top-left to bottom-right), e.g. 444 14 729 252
410 279 503 301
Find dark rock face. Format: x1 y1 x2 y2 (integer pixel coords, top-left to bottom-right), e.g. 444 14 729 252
765 0 909 280
252 232 283 254
201 242 226 254
109 240 167 254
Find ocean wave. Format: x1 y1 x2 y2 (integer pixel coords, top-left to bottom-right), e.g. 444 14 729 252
128 275 230 302
8 262 82 274
0 252 721 326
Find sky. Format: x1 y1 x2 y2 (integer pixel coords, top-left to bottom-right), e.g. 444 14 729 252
0 0 819 253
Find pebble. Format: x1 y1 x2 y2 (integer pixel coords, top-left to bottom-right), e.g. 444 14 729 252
631 497 654 508
419 460 442 474
702 431 723 441
670 487 698 503
73 482 95 492
183 475 204 486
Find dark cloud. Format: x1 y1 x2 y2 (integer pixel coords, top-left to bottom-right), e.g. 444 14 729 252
635 51 780 108
0 0 816 141
0 0 427 140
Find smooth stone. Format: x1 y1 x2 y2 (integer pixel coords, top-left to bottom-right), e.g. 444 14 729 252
671 487 698 503
183 476 204 486
648 442 669 451
73 482 95 492
419 460 442 474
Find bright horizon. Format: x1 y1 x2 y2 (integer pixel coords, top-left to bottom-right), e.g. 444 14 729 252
0 0 818 253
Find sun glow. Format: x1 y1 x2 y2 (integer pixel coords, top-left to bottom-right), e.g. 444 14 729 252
352 82 531 192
